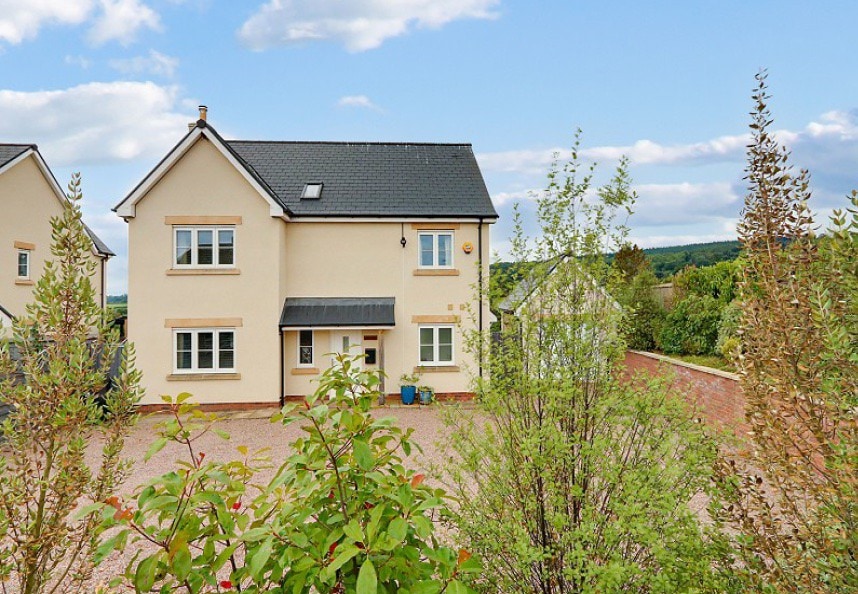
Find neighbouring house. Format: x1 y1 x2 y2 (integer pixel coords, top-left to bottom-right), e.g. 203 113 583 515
114 108 498 406
0 143 114 331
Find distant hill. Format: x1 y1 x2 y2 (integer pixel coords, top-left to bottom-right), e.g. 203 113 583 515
643 241 741 279
106 294 127 304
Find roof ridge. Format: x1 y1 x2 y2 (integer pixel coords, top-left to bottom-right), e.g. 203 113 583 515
226 140 473 147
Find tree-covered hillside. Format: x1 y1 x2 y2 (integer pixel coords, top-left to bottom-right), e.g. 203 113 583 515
644 241 741 278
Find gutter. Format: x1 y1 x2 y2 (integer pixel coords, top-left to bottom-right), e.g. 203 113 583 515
478 217 484 380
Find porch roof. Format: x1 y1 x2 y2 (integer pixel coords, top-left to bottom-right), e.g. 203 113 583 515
279 297 395 328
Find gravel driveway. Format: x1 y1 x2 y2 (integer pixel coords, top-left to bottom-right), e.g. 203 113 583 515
90 403 476 588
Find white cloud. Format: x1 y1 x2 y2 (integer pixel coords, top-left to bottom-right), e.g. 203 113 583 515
88 0 160 45
0 81 189 166
64 54 92 68
109 49 179 77
631 182 742 226
0 0 93 44
336 94 382 111
238 0 500 52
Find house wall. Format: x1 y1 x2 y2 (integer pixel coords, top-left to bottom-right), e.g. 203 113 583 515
127 137 285 405
281 221 491 398
0 154 106 328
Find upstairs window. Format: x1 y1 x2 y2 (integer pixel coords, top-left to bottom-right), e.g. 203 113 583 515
16 250 30 279
174 227 235 268
418 232 453 268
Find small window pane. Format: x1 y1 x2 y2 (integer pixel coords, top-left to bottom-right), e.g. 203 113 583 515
219 332 234 369
17 251 29 278
198 332 214 369
420 345 434 362
197 230 213 265
176 230 192 265
437 234 452 267
438 344 453 362
419 234 434 267
419 327 434 347
218 230 234 265
299 330 313 365
176 332 192 369
342 336 350 352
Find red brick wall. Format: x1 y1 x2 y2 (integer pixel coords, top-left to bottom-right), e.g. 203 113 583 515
623 351 747 433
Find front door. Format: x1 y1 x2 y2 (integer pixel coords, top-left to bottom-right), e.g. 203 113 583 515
329 331 362 367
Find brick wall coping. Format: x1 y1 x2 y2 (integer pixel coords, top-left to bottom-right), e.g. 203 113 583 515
628 350 740 381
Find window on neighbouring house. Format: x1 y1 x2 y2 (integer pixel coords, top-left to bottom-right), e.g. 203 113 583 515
173 227 235 268
299 330 314 365
419 325 454 365
16 250 30 279
173 328 235 373
418 231 453 268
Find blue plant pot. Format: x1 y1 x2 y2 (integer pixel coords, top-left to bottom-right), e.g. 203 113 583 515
400 385 416 405
419 390 433 405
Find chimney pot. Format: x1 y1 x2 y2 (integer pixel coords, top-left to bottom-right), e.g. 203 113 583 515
199 105 208 121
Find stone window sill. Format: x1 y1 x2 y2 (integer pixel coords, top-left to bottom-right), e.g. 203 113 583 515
166 268 241 276
414 365 460 373
166 373 241 381
291 367 320 375
413 269 459 276
15 279 34 286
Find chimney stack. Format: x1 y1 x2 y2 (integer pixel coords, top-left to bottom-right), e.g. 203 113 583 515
187 122 196 131
199 105 208 121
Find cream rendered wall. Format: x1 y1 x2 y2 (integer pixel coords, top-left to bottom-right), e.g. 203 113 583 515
281 221 491 397
128 137 284 405
0 155 106 324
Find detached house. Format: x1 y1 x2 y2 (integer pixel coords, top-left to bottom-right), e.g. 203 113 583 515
0 144 113 329
115 109 497 406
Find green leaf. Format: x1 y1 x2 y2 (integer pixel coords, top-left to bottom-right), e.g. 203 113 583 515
343 519 364 543
328 544 361 573
171 547 192 581
249 539 273 581
387 517 407 542
446 580 469 594
353 439 374 470
134 554 159 592
145 437 168 461
357 558 377 594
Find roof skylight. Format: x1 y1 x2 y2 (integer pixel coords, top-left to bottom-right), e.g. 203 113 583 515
302 183 323 199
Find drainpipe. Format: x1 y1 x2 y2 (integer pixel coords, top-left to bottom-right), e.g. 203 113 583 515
279 327 285 407
478 217 484 380
101 257 106 308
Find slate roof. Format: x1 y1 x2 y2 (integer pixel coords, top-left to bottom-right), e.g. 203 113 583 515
220 128 497 219
0 144 34 169
280 297 396 328
0 144 114 257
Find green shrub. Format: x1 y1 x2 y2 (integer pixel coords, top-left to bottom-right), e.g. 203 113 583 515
657 295 722 355
617 269 666 350
101 355 478 593
673 260 740 304
715 300 741 359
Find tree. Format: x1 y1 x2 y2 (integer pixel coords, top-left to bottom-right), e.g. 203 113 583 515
444 135 734 593
713 71 857 592
612 243 649 280
0 174 141 594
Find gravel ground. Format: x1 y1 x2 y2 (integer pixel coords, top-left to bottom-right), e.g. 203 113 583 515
88 403 477 589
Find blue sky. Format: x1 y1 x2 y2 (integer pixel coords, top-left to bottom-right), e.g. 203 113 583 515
1 1 857 294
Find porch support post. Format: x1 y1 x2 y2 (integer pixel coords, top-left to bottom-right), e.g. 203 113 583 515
378 329 386 404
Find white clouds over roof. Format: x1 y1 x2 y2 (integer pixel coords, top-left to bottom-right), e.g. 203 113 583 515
238 0 500 52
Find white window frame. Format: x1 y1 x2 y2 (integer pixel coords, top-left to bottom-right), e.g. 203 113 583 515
417 231 454 269
418 325 455 366
173 226 236 269
172 328 236 374
297 330 314 366
16 249 30 279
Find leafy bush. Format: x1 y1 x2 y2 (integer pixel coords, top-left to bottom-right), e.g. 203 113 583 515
102 355 479 593
673 260 740 304
657 295 722 355
715 300 741 359
616 269 666 350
